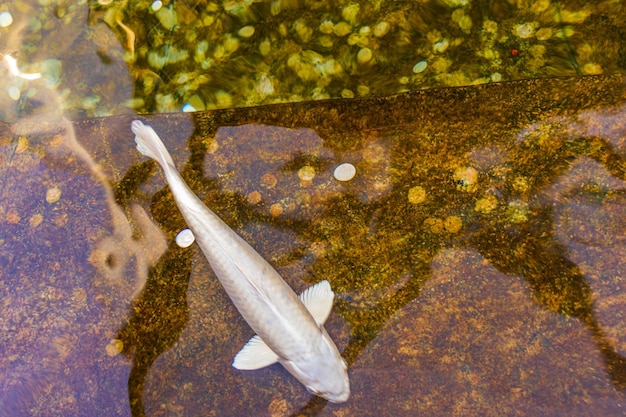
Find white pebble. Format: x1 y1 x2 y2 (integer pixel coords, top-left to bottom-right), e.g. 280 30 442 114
334 163 356 181
151 0 163 11
176 228 195 248
8 85 20 101
412 60 427 74
0 11 12 27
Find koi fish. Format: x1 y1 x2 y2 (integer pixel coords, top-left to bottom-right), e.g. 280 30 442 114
131 120 350 402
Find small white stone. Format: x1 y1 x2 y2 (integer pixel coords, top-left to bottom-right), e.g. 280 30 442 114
176 228 195 248
334 163 356 181
151 0 162 11
0 11 13 28
7 85 20 101
412 60 427 74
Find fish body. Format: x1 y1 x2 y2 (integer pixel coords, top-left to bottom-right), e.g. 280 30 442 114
131 121 350 402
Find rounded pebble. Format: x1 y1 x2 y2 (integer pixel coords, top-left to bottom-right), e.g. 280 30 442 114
334 163 356 181
247 191 262 204
46 187 62 203
270 203 283 217
298 165 316 181
412 60 427 74
0 11 13 28
408 186 426 204
357 47 373 64
238 26 255 38
175 228 195 248
151 0 162 11
106 339 124 357
444 215 463 233
373 21 389 37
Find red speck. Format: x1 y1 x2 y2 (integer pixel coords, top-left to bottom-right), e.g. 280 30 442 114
511 49 519 57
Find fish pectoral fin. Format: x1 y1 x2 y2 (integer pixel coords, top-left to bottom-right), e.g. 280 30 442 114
299 280 334 325
232 335 279 370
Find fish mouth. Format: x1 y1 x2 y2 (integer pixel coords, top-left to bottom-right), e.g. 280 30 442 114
320 384 350 403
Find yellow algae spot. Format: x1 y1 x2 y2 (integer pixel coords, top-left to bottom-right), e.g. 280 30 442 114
268 398 288 417
16 137 29 153
398 345 419 357
511 176 530 193
444 215 463 233
206 140 219 154
583 63 602 75
29 214 44 228
483 20 498 34
46 187 62 203
260 173 278 189
507 200 529 223
475 195 498 214
247 191 262 205
407 186 427 204
424 217 444 233
531 0 551 13
453 166 479 192
297 165 316 181
269 203 283 217
106 339 124 357
50 134 65 148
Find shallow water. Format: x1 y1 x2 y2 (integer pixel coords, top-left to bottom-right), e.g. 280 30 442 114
2 74 626 416
1 1 626 416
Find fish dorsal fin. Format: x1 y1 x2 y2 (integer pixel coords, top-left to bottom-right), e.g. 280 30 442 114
232 335 279 370
299 280 334 325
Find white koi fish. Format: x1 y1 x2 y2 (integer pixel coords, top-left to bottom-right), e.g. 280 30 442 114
131 121 350 402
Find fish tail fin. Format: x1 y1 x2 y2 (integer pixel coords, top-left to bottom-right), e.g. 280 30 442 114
131 120 176 169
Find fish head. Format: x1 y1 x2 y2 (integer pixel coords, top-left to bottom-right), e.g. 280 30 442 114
282 328 350 403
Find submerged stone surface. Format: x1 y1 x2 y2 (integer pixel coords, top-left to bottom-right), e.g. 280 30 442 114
2 74 626 416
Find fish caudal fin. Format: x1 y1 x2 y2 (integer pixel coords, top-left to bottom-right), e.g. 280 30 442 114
131 120 176 169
